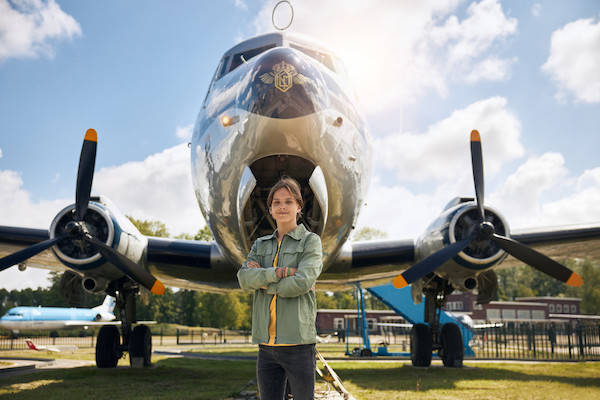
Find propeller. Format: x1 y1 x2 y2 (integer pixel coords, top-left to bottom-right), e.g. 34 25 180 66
0 235 67 272
0 129 165 295
393 130 583 289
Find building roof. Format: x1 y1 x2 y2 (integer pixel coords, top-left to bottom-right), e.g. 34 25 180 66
317 309 396 314
487 301 547 307
516 296 581 301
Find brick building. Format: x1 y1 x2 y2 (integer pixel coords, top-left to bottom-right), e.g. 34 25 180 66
443 291 593 324
316 309 404 333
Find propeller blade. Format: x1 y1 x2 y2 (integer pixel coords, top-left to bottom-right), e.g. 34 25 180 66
470 130 485 221
81 235 165 295
75 129 97 221
491 233 582 287
393 235 475 289
0 235 67 272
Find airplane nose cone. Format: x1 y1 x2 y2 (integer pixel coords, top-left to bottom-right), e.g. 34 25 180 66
240 47 329 118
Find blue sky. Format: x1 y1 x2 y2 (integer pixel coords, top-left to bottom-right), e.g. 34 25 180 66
1 0 599 289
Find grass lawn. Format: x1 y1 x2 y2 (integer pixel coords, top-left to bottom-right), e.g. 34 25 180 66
1 345 599 399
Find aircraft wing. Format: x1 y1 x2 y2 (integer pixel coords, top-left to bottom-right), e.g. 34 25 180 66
318 239 415 290
502 223 600 268
63 321 121 326
0 226 65 271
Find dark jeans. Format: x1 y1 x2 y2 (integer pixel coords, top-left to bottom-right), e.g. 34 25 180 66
257 344 316 400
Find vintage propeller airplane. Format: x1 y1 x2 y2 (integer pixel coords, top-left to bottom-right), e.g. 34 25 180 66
1 31 599 369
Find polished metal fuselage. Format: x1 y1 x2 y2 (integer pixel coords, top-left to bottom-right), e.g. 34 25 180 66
191 38 372 272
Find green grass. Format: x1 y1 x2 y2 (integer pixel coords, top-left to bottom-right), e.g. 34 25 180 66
1 346 599 400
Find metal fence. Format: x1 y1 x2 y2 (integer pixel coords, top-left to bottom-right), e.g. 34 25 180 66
0 335 96 351
470 323 600 360
176 329 252 345
344 322 600 361
3 323 598 361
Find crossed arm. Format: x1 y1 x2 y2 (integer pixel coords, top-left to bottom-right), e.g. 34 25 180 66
236 235 323 297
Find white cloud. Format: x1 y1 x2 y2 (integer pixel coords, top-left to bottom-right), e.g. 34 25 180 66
234 0 248 11
249 0 518 114
488 153 568 227
0 147 3 158
542 18 600 103
489 156 600 230
465 56 517 83
0 169 70 290
356 177 445 238
531 3 542 17
0 169 69 228
175 124 193 142
0 0 82 62
374 97 523 182
430 0 517 63
94 143 206 236
358 153 600 239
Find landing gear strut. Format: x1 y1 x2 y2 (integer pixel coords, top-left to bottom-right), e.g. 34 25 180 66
410 276 464 368
95 280 153 368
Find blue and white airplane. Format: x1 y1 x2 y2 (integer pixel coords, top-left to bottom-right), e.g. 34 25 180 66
0 296 117 333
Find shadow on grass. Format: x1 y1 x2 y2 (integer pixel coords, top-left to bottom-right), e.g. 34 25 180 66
0 357 257 400
2 357 599 399
330 362 600 393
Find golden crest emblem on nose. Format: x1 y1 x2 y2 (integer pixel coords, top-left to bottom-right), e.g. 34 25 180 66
259 61 309 92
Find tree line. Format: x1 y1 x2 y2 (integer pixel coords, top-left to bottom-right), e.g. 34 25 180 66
1 222 597 330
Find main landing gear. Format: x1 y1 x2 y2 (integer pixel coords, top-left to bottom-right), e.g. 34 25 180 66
96 280 152 368
410 276 464 368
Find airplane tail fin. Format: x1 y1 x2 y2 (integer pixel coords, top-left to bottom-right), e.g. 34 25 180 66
25 339 39 351
94 296 116 313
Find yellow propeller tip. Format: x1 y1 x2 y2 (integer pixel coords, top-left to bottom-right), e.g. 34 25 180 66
566 272 583 287
151 280 166 295
470 130 480 142
84 129 97 142
392 274 408 289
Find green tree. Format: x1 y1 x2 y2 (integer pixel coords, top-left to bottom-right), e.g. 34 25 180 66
127 216 170 237
177 290 203 326
351 227 388 241
175 225 213 241
317 292 338 309
196 292 249 329
565 259 600 315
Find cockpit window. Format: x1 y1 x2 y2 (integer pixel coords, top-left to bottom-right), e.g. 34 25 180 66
216 56 230 80
8 311 23 317
228 44 277 74
289 43 335 72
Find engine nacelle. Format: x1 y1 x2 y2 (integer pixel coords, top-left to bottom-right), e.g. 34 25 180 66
48 196 148 281
415 197 509 291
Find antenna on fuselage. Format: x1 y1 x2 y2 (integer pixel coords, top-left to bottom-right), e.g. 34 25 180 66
272 0 294 31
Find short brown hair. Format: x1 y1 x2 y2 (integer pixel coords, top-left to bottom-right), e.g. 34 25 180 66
267 177 303 209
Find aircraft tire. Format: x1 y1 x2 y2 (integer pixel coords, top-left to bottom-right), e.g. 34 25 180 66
96 325 120 368
410 323 432 367
440 322 464 368
129 325 152 367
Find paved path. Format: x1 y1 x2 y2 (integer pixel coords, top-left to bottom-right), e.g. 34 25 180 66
0 357 95 378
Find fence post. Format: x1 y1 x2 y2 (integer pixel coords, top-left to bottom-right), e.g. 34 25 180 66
176 329 180 345
567 324 573 359
531 324 536 358
577 324 584 358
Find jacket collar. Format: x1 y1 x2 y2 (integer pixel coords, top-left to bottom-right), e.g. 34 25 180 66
267 223 308 241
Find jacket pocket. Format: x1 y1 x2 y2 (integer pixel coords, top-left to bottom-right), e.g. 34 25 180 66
279 243 301 268
256 240 274 268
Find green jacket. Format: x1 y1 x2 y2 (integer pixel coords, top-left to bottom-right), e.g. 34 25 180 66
237 224 323 345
